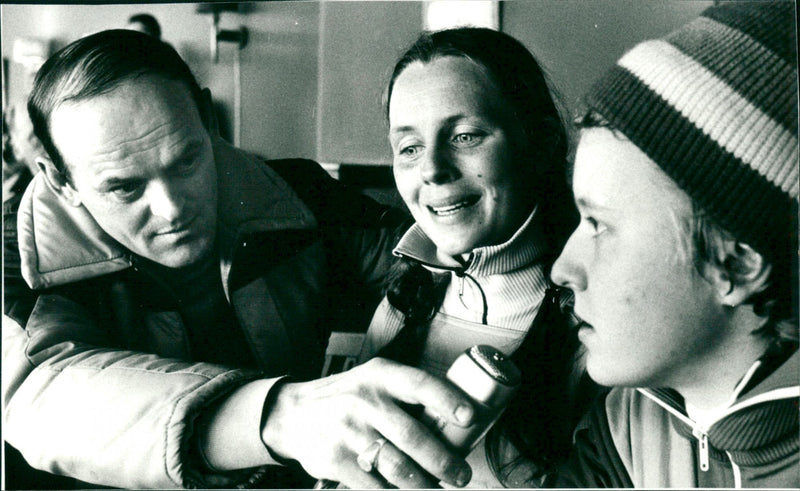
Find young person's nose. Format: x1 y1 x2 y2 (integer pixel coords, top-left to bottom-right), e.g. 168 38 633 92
551 233 587 292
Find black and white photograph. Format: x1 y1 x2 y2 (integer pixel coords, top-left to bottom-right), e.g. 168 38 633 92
2 1 797 489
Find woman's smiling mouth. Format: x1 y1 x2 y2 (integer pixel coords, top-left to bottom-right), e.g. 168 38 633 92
426 195 481 216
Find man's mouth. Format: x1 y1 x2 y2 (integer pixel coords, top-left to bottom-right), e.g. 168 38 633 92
426 195 480 216
155 216 197 236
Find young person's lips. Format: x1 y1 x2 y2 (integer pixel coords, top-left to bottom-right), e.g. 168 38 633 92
571 309 594 332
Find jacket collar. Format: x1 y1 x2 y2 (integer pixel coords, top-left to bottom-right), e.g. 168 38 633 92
639 343 799 417
393 206 551 276
638 345 799 462
18 137 315 292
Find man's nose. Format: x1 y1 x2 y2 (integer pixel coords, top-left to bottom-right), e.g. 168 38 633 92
551 234 587 291
420 146 458 185
148 180 186 223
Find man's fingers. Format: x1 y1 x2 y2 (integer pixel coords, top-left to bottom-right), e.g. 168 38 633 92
360 358 475 427
371 438 438 488
366 402 472 487
333 458 386 489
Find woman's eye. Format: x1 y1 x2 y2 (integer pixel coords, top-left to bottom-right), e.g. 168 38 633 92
397 145 421 158
452 133 480 146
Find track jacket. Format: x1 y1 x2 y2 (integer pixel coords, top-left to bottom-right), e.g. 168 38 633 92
551 343 799 488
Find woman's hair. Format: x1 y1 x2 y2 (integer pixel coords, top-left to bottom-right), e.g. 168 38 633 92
385 27 576 243
378 28 587 483
128 13 162 39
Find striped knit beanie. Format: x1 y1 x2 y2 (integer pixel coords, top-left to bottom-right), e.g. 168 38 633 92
585 1 798 268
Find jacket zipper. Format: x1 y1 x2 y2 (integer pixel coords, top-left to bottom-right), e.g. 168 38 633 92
638 386 800 475
692 427 710 471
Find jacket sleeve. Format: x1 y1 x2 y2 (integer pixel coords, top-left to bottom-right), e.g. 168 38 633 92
546 393 634 488
2 287 274 489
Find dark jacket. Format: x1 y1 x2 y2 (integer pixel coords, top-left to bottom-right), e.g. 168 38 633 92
551 344 799 488
3 139 408 488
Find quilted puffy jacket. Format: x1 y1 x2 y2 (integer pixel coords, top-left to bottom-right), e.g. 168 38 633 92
3 138 408 488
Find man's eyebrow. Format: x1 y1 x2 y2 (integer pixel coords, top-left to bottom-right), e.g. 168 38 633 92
174 141 202 159
162 143 202 170
97 175 140 191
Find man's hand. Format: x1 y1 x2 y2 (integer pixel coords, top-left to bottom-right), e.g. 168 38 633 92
261 358 475 488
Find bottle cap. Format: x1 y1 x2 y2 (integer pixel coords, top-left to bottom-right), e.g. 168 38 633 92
446 345 521 409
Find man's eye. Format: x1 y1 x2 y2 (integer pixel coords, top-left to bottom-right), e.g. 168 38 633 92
173 159 197 175
110 183 141 200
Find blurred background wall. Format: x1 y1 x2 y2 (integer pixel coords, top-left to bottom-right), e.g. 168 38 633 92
1 1 712 168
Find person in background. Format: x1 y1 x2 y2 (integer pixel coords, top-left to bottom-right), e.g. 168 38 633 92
549 1 798 487
3 105 44 202
3 29 480 489
359 27 595 487
126 13 162 39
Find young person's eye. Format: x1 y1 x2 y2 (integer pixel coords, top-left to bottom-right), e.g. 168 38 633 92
583 216 607 237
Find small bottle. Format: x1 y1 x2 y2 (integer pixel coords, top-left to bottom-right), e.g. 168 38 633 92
423 345 521 456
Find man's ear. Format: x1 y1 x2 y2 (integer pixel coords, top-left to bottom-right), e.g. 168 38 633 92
712 242 772 307
37 157 82 207
197 88 220 138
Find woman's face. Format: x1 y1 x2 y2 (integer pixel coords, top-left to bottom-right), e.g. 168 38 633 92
388 56 531 257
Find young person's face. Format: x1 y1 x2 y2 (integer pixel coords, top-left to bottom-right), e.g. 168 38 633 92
388 56 531 257
49 75 218 269
552 128 728 389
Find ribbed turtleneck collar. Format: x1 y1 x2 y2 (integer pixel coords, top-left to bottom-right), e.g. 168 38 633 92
392 206 551 277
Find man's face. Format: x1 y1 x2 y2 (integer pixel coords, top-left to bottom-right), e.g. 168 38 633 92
551 128 727 389
49 75 218 269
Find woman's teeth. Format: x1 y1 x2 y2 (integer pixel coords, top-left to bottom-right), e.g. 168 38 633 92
428 198 478 216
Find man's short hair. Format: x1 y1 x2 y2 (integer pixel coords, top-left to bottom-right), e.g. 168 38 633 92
28 29 203 179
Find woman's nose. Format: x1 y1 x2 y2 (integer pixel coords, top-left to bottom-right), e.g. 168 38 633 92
551 234 587 291
420 146 459 185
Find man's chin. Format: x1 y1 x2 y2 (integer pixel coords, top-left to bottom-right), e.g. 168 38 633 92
145 242 215 270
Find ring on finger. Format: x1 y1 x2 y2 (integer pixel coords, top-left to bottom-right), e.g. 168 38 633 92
356 437 388 473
